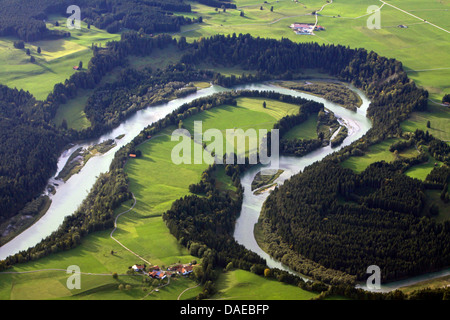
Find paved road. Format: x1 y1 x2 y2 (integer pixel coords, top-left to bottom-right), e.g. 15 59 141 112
177 283 200 300
314 0 333 28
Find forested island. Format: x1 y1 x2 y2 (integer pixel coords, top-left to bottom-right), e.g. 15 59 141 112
277 80 362 111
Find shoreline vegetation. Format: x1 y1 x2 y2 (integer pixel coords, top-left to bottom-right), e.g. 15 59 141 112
277 80 362 111
0 196 51 247
55 139 117 182
331 126 349 148
251 169 284 192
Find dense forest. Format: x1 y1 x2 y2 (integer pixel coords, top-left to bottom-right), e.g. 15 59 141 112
262 129 450 282
0 85 68 222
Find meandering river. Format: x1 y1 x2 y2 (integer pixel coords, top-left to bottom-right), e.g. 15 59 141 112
1 82 448 292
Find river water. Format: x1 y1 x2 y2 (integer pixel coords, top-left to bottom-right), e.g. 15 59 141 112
1 82 448 292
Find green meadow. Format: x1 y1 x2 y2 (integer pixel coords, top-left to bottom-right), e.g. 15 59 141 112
0 268 201 300
282 113 319 140
181 96 304 158
210 269 318 300
0 17 120 101
341 135 445 187
401 102 450 142
404 155 443 180
52 88 93 129
128 45 182 71
341 138 419 173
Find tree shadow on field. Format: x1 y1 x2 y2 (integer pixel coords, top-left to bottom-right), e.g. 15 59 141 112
34 60 56 74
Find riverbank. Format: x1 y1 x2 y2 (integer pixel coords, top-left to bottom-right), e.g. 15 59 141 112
0 196 51 248
274 80 363 112
254 209 356 284
55 139 117 182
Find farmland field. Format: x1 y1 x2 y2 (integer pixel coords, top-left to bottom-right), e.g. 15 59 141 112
341 137 423 173
0 16 120 100
211 269 318 300
282 113 319 140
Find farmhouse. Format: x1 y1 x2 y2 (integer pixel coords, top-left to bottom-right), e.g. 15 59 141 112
167 264 194 275
132 264 146 272
182 265 193 275
149 271 167 279
289 23 324 35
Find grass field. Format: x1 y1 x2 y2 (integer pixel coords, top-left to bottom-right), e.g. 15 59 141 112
341 138 419 173
404 156 443 180
128 45 182 71
0 268 202 300
52 88 93 130
0 17 120 101
282 113 319 140
181 97 304 158
401 103 450 142
123 128 207 267
210 269 318 300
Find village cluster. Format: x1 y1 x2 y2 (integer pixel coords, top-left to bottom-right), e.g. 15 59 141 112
131 263 194 280
289 23 325 35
